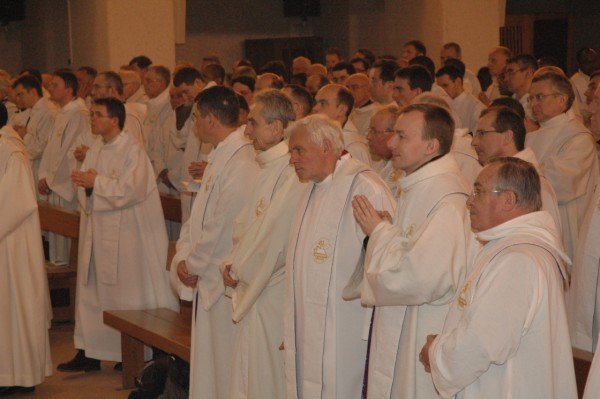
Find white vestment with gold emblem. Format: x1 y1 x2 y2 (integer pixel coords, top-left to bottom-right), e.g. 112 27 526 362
284 155 396 399
361 154 472 399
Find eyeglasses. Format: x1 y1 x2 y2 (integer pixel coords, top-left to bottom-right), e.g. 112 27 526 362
527 92 563 103
367 127 394 136
470 188 510 198
472 129 504 139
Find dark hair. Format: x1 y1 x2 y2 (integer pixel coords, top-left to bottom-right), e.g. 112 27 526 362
477 67 493 92
481 106 526 151
285 84 314 116
443 58 465 78
336 86 355 119
290 73 307 86
576 47 597 65
195 86 239 127
401 103 454 155
507 54 538 71
236 93 249 113
350 57 371 71
202 64 226 85
435 64 463 81
260 60 288 82
332 62 356 75
54 70 79 97
149 65 171 85
77 66 97 78
93 97 126 129
325 47 343 58
442 42 461 56
373 60 398 83
174 67 202 87
12 74 43 97
129 55 152 69
356 48 376 65
231 76 256 92
409 56 435 79
100 71 124 96
20 68 42 84
237 59 253 68
395 65 433 92
404 40 427 56
490 97 525 120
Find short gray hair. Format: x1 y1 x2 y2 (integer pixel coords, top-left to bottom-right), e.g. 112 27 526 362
486 157 542 211
286 114 344 155
253 89 296 131
532 67 575 111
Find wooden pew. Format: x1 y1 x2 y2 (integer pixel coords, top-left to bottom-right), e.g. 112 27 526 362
103 242 191 389
38 201 80 322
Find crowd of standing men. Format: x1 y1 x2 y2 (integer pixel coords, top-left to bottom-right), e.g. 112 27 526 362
2 38 600 399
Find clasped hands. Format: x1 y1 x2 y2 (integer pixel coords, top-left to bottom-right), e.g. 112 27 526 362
71 169 97 188
352 195 392 236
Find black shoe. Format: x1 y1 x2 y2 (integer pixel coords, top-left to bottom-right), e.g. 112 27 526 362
57 349 101 372
0 386 35 396
113 362 122 371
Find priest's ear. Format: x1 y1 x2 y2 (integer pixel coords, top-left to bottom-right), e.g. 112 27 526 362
269 119 284 139
500 189 518 210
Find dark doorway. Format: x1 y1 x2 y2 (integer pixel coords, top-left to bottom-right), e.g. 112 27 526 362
534 18 569 72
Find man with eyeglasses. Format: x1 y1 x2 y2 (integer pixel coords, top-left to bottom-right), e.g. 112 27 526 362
346 73 379 138
471 106 561 231
59 97 179 372
420 157 576 399
525 68 600 260
352 103 471 399
504 54 538 122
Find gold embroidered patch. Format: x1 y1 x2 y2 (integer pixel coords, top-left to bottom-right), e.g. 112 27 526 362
457 281 471 309
255 198 267 216
312 238 332 263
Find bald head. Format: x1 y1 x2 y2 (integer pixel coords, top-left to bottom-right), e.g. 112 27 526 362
487 46 512 77
255 73 284 92
314 83 354 124
307 63 328 77
293 56 312 75
345 73 371 108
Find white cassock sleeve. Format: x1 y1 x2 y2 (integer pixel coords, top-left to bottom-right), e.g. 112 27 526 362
362 200 467 306
25 111 55 161
541 134 596 204
428 252 537 398
0 152 38 241
91 148 151 211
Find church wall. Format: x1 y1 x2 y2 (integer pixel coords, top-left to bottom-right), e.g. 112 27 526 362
0 23 23 76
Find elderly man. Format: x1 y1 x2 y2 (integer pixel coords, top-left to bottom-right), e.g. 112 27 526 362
314 84 371 166
119 67 149 104
480 46 512 105
284 114 395 399
0 125 52 396
221 90 306 399
38 70 90 265
11 74 57 193
346 73 378 137
171 86 259 399
525 68 600 260
292 56 311 75
366 105 401 192
58 97 179 371
472 105 561 231
352 103 471 399
421 157 576 399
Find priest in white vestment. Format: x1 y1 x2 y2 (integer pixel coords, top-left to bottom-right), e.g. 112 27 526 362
366 105 402 195
221 90 307 399
346 73 380 137
57 98 179 371
10 75 58 196
571 48 600 118
38 71 90 265
143 66 171 173
525 69 600 261
0 126 52 395
120 68 149 105
472 106 562 234
284 114 395 399
351 104 472 399
170 86 259 399
421 158 577 399
314 84 371 165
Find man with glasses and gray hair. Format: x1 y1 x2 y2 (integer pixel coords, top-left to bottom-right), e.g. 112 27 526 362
525 68 600 261
420 157 576 399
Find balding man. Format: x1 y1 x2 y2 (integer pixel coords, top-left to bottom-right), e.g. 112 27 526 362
255 73 284 92
307 63 328 77
119 66 148 104
314 84 371 165
306 73 329 97
346 73 378 137
366 105 401 193
292 56 311 75
480 46 512 105
439 42 482 96
421 157 576 399
525 69 600 260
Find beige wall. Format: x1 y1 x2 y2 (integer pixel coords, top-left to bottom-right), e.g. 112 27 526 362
0 24 23 76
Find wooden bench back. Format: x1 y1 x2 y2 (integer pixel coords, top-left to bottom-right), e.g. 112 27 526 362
38 201 80 269
160 194 182 223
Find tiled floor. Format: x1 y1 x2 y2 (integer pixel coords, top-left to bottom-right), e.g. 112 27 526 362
12 323 133 398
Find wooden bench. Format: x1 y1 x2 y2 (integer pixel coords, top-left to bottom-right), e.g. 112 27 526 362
104 242 192 389
38 201 80 322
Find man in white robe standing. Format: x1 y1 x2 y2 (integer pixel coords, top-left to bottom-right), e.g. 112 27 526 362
525 68 600 260
143 65 171 173
171 86 259 399
57 97 179 371
420 157 577 399
471 106 562 232
221 90 306 399
0 125 52 396
351 103 472 399
38 70 90 265
314 84 371 166
284 114 395 399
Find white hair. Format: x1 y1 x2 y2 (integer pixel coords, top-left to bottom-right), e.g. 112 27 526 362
286 114 344 155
